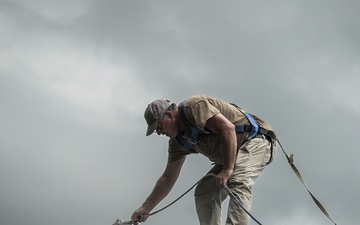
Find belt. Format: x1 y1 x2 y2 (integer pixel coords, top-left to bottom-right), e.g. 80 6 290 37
254 133 273 143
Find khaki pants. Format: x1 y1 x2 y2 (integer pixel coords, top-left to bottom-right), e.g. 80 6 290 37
194 136 275 225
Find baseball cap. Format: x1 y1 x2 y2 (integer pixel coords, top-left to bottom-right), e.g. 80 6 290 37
144 99 172 136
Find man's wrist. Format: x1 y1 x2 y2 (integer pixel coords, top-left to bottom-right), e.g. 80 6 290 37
222 167 234 175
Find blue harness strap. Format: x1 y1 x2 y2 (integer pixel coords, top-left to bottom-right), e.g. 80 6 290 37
176 101 260 153
241 112 258 139
175 126 205 153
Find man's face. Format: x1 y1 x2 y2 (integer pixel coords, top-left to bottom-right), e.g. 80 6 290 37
155 113 178 138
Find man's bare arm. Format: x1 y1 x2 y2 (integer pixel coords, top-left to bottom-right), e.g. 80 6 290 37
205 113 237 188
131 156 186 223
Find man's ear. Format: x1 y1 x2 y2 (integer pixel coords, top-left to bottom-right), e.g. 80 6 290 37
166 111 175 120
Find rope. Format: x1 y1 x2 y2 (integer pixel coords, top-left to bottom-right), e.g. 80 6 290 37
276 140 337 225
114 137 338 225
113 173 262 225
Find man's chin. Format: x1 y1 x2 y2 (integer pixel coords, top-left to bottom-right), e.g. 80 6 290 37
168 134 176 139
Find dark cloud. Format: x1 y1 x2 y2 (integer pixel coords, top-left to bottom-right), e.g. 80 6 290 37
1 1 359 225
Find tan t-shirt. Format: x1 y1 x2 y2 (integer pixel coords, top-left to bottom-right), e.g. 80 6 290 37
168 95 273 165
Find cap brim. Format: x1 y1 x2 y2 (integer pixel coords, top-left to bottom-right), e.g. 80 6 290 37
146 119 158 136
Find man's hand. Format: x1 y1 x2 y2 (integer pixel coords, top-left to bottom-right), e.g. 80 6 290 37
131 206 150 225
216 169 234 188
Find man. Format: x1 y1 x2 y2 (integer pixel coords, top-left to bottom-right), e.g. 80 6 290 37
131 95 276 225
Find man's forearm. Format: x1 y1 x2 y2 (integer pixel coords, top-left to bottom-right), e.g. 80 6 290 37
221 129 237 171
141 175 176 211
132 157 185 223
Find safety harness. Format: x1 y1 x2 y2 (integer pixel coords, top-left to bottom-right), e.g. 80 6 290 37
175 101 276 153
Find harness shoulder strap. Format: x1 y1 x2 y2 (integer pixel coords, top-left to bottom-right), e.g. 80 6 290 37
230 103 259 139
175 101 205 153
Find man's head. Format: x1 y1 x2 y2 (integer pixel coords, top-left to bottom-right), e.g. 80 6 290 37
144 99 177 136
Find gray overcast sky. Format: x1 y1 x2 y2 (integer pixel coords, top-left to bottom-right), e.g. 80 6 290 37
1 1 359 225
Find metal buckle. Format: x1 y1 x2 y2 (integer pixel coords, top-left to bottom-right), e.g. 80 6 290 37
187 138 197 145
